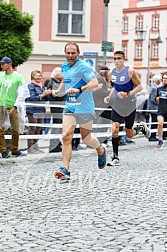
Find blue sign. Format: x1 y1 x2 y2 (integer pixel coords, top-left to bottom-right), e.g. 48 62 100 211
85 58 94 67
83 52 98 71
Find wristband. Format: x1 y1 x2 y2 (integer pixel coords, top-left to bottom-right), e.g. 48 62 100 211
78 87 82 93
13 106 17 110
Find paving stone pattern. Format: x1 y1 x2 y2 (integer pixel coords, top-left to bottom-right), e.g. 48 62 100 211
0 137 167 252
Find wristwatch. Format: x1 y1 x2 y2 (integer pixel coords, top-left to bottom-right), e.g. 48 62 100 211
78 87 82 93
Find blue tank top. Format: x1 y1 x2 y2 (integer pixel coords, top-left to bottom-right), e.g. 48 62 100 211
110 66 136 116
111 66 134 97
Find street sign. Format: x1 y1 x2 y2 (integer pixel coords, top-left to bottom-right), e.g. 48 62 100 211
101 41 114 52
83 52 98 57
83 52 98 71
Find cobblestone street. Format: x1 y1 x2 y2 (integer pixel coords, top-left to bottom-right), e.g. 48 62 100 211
0 137 167 252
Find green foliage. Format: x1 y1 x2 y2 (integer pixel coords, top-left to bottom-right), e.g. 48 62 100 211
0 1 33 67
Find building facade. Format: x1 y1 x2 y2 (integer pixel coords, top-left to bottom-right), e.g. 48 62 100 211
7 0 122 82
122 0 167 86
4 0 167 85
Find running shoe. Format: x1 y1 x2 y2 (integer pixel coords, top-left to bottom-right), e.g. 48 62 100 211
98 146 106 169
139 121 151 139
53 167 70 180
107 156 120 166
157 140 164 149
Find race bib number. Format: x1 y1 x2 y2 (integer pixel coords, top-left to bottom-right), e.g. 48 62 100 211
66 93 81 106
159 91 167 99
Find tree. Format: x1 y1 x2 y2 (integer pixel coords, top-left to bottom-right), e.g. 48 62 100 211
0 1 33 67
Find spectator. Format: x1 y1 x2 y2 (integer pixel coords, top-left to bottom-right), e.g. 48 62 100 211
43 79 51 134
147 75 161 141
93 65 112 145
26 70 52 153
47 67 65 153
72 128 81 150
0 57 26 158
135 89 148 123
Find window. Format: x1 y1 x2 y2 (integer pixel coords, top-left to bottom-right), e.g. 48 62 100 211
136 16 143 30
122 44 127 58
152 43 158 58
136 44 142 58
122 17 128 32
58 0 84 35
152 15 159 30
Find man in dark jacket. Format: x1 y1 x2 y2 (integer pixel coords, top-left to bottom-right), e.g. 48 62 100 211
93 65 112 145
147 75 161 141
47 67 65 152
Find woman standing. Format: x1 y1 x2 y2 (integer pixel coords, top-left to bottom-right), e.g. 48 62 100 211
26 70 51 153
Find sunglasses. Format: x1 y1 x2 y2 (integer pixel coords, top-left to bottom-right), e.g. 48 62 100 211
114 57 123 60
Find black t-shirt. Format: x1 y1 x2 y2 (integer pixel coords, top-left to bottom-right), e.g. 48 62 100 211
47 78 65 113
93 73 112 118
47 78 65 102
157 84 167 114
93 73 111 108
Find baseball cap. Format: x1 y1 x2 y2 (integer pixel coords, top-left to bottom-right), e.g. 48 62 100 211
0 57 12 64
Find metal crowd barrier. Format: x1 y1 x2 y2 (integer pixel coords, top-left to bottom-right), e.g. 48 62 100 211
4 102 167 139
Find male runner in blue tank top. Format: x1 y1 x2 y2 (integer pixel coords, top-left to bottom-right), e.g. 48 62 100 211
104 50 151 166
52 42 106 180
